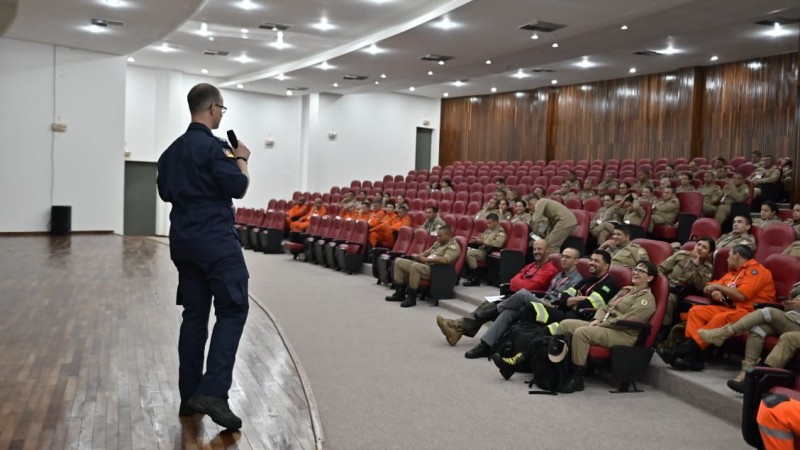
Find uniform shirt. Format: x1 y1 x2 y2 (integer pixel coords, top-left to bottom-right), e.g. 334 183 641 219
720 183 750 205
700 183 723 206
530 198 578 230
755 217 782 228
541 269 584 303
675 184 695 193
782 241 800 258
510 212 532 225
749 166 781 184
659 250 713 291
157 123 248 261
597 180 619 194
594 286 656 335
478 225 508 250
609 241 650 269
475 208 500 221
651 197 680 225
633 180 654 191
556 272 620 310
498 210 513 221
420 239 461 265
716 232 756 251
591 206 621 227
578 190 596 202
390 215 413 231
611 201 645 226
287 203 310 220
422 216 446 234
560 180 580 193
303 205 327 220
709 258 776 311
784 219 800 239
509 259 559 293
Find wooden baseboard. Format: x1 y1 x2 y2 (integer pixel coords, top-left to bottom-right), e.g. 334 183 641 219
0 231 114 237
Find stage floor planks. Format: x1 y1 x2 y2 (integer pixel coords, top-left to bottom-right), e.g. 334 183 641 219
0 235 320 450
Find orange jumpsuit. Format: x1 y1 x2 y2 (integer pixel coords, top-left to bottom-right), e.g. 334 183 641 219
286 204 310 227
757 395 800 450
369 212 402 247
289 206 326 232
686 259 776 349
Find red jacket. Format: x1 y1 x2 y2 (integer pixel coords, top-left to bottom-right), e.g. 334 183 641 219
509 259 559 293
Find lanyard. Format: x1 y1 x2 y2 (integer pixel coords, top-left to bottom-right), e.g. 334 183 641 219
579 272 610 296
603 287 639 321
523 262 543 279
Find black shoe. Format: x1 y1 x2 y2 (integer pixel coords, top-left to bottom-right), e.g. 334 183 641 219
559 365 585 393
186 394 242 430
671 356 705 371
463 278 481 287
401 289 417 308
385 286 406 302
491 352 524 380
464 341 491 359
656 347 677 365
727 379 745 394
179 401 199 417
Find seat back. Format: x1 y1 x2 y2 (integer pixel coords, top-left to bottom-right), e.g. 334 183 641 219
442 214 457 230
608 266 633 290
454 216 473 240
583 197 602 214
577 258 591 279
466 201 481 216
411 211 426 228
764 254 800 301
439 200 453 215
271 211 287 232
306 215 321 235
316 215 332 237
407 229 431 255
676 191 703 217
451 236 469 274
451 200 467 215
755 224 796 264
565 197 582 209
339 218 356 241
328 216 344 239
470 219 488 240
642 275 670 347
504 221 530 254
409 198 424 211
632 239 674 266
712 247 732 280
391 226 415 254
689 218 721 241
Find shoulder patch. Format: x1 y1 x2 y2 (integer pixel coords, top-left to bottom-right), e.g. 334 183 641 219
751 269 758 275
641 299 649 306
223 148 235 158
602 285 611 292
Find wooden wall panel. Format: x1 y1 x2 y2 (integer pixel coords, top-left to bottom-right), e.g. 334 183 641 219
701 53 798 161
439 91 549 166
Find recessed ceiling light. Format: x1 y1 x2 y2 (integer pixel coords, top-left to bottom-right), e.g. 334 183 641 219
710 55 719 61
747 61 763 70
576 56 595 69
275 73 288 81
375 81 380 85
485 59 492 65
427 70 433 76
286 90 293 96
443 92 449 97
86 24 105 33
765 22 793 38
208 36 214 41
241 28 248 34
660 45 679 55
126 56 135 63
104 0 122 6
433 16 456 30
314 17 336 31
580 85 592 91
552 42 559 48
531 33 539 39
201 68 208 74
236 0 258 10
551 79 558 84
317 61 333 70
364 44 382 55
235 53 253 63
270 31 290 49
490 87 497 93
620 25 628 30
237 83 244 89
380 73 387 79
629 67 637 73
157 43 174 53
512 68 528 79
453 80 465 87
438 60 445 65
199 22 210 37
409 86 415 91
333 82 338 87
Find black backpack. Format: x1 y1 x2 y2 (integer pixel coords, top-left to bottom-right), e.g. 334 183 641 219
491 322 545 372
526 335 570 395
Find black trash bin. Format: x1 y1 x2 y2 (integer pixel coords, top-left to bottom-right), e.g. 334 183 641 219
51 205 72 235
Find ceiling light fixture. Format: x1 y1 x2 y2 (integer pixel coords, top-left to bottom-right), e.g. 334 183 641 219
552 42 559 48
747 61 763 70
665 74 677 81
433 16 456 30
275 73 288 81
660 45 679 55
485 59 492 65
515 92 525 98
333 82 339 87
531 33 539 39
318 61 333 70
620 25 628 30
104 0 122 6
428 70 433 75
409 86 415 91
237 0 258 10
551 79 558 84
237 83 244 89
443 92 449 97
375 81 380 85
580 85 592 91
201 68 208 74
208 36 214 41
271 31 289 49
126 56 135 63
710 55 719 61
314 17 336 31
512 68 528 79
576 56 595 69
365 44 382 55
286 90 293 96
765 22 793 38
380 73 387 78
157 43 174 52
490 87 497 93
199 22 210 37
87 24 105 33
438 60 445 65
235 53 253 63
240 28 248 34
453 80 465 87
629 67 637 73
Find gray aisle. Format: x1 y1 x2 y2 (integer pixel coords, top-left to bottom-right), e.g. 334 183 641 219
245 252 748 450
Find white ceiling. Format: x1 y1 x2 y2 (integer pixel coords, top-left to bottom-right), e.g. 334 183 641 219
2 0 799 98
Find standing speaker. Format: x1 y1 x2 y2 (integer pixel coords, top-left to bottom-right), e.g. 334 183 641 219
51 205 72 235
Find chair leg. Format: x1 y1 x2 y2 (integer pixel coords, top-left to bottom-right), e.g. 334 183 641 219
610 380 644 394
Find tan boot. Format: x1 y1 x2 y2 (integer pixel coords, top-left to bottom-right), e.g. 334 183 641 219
726 359 756 393
697 324 734 347
436 316 463 346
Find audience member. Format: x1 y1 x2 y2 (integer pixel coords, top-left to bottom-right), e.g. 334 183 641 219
596 224 649 269
700 171 723 217
422 206 446 233
463 213 507 286
648 186 680 232
754 201 781 228
716 215 756 250
658 237 714 325
528 196 578 253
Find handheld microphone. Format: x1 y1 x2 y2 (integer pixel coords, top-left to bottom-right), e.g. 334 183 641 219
226 130 239 149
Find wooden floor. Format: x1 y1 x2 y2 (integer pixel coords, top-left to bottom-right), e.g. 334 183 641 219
0 235 320 450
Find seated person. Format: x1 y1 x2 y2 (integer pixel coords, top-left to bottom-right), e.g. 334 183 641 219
421 206 446 233
687 161 701 178
757 388 800 450
657 245 776 371
593 195 645 243
597 172 618 196
675 173 695 192
662 164 678 181
493 260 656 392
716 215 756 250
648 186 680 232
463 213 507 286
715 173 750 224
440 179 454 193
506 239 560 293
589 195 620 242
289 198 326 233
697 295 800 393
435 241 573 356
658 177 672 192
614 182 632 202
658 237 714 326
633 168 654 191
474 198 499 220
597 224 649 269
754 201 781 228
527 195 578 253
495 178 515 200
352 201 371 221
497 199 513 221
785 203 800 237
510 201 531 224
286 196 310 227
700 171 723 218
749 155 781 200
576 179 596 202
385 226 461 308
556 171 580 196
639 186 657 204
367 201 396 247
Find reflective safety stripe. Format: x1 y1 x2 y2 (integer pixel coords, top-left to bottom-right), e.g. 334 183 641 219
762 307 772 323
751 326 767 338
588 291 606 309
531 302 550 324
547 323 559 335
758 424 794 441
565 287 577 296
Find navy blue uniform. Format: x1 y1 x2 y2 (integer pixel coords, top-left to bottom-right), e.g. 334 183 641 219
157 122 249 401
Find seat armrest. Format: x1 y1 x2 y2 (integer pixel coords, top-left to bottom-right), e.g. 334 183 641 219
682 295 712 306
754 302 784 310
386 251 405 257
613 320 652 346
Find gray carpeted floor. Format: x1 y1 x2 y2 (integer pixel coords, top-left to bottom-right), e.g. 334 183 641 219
245 252 749 450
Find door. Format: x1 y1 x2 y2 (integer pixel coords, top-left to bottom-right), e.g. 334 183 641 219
124 161 157 236
415 127 433 171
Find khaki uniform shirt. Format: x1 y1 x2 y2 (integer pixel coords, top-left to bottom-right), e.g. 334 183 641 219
511 212 532 225
594 287 657 335
651 198 680 225
755 217 782 228
633 180 654 191
561 180 580 193
422 216 446 234
597 180 619 194
530 198 579 230
782 241 800 258
675 185 695 193
716 232 756 251
479 225 508 250
700 183 723 207
421 239 461 265
720 183 750 205
612 201 645 226
750 166 781 184
578 190 597 202
475 207 500 221
610 242 650 269
784 219 800 239
659 250 713 291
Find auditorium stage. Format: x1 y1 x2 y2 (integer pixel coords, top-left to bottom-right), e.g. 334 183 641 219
0 235 321 450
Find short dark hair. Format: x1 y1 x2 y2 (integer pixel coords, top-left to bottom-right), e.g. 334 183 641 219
385 200 396 207
438 225 452 235
696 237 716 254
763 201 778 213
486 213 499 221
731 244 754 260
187 83 221 114
637 260 658 278
427 205 439 213
734 214 752 226
397 205 408 212
563 247 581 258
496 177 506 184
613 224 631 237
593 249 612 265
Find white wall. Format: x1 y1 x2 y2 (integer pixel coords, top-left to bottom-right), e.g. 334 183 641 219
0 38 125 233
308 92 440 193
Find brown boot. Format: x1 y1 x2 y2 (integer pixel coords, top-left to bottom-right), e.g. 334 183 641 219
697 324 735 347
435 316 463 346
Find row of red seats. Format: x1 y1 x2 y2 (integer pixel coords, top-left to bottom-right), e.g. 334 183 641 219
281 216 370 274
